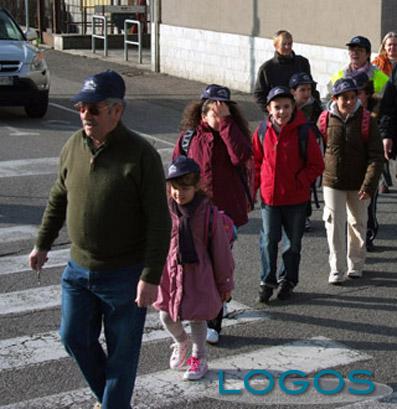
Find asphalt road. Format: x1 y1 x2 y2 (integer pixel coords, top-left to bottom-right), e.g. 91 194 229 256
0 50 396 409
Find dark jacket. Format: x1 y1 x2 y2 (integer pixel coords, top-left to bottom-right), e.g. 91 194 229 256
320 102 384 196
252 110 324 206
36 122 171 285
379 64 397 158
254 51 311 111
173 117 252 227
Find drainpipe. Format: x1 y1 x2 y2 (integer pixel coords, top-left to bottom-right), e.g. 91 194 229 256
25 0 29 30
151 0 160 72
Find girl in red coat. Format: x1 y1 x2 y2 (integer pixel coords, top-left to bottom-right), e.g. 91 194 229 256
153 156 234 381
173 84 252 344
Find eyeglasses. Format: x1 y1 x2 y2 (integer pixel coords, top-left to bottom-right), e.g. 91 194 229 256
74 102 109 115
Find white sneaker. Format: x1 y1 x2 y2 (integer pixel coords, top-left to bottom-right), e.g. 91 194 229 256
347 270 362 279
206 328 219 344
328 272 344 285
183 356 208 381
93 403 101 409
169 339 190 370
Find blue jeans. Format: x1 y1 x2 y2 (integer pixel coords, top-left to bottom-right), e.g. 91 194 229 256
259 203 307 287
60 260 147 409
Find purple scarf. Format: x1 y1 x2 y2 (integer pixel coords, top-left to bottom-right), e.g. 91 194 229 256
170 194 204 264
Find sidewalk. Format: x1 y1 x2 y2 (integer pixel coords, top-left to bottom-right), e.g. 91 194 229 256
59 47 152 72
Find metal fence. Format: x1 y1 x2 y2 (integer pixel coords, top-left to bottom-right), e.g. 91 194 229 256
0 1 148 35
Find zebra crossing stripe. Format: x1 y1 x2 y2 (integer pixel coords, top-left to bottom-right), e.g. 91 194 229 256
0 158 58 178
0 248 70 276
0 300 266 371
0 285 61 315
0 225 38 243
0 337 376 409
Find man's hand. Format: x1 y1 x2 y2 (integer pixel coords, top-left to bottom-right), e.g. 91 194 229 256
135 280 158 308
29 247 48 271
358 190 370 201
383 138 394 160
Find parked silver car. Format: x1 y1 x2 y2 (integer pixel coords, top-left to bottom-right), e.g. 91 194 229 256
0 8 50 118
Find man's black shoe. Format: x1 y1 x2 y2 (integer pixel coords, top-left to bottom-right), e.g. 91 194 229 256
258 285 273 303
277 282 294 301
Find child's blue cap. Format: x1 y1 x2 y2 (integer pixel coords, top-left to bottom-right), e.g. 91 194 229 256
331 78 358 96
166 156 201 180
200 84 234 102
266 86 294 105
289 72 316 89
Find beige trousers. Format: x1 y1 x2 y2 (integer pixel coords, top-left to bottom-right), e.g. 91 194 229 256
323 187 369 275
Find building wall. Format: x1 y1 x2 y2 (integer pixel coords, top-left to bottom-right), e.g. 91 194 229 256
161 0 382 48
159 0 391 96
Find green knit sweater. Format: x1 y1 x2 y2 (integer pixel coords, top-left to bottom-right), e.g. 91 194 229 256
36 122 171 285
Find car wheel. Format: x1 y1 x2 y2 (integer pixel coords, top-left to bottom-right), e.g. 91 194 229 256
24 92 49 118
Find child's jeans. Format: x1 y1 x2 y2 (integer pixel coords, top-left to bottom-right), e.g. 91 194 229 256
259 202 306 288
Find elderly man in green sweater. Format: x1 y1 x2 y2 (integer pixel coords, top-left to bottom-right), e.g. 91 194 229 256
29 70 171 409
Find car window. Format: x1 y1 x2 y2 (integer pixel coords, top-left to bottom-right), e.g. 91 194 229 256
0 11 25 41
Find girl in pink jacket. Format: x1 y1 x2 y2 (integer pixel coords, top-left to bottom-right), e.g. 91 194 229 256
153 156 234 381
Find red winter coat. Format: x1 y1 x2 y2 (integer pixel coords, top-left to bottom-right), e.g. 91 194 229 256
173 117 252 227
153 197 234 322
252 110 324 206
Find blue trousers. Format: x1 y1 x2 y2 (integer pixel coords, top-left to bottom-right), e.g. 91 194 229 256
60 260 147 409
259 203 307 287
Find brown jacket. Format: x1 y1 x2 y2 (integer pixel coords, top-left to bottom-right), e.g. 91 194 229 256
319 103 383 196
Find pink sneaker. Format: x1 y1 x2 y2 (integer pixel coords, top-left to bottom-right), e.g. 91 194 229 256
169 339 190 370
183 356 208 381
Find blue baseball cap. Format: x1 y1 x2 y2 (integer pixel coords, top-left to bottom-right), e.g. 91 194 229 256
266 86 294 105
289 72 316 89
200 84 234 102
349 71 370 90
331 78 358 96
346 36 371 53
71 70 126 103
166 156 201 180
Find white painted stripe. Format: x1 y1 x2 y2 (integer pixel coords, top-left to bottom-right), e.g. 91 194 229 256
0 248 70 276
0 225 37 242
49 102 175 147
0 157 58 178
0 301 263 370
5 126 40 136
0 285 60 315
0 337 372 409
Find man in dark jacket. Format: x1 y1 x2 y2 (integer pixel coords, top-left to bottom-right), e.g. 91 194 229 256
253 30 312 111
29 70 171 409
379 63 397 161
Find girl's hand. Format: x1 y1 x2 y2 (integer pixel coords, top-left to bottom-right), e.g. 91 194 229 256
213 101 231 117
358 190 370 200
220 290 232 302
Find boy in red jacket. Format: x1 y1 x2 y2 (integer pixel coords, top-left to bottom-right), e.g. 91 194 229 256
253 86 324 303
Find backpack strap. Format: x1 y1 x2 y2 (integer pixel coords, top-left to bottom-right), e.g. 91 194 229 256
318 110 329 142
361 109 371 142
258 119 268 145
180 128 196 156
297 122 311 163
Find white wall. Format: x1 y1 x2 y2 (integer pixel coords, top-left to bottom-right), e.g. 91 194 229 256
160 25 376 99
